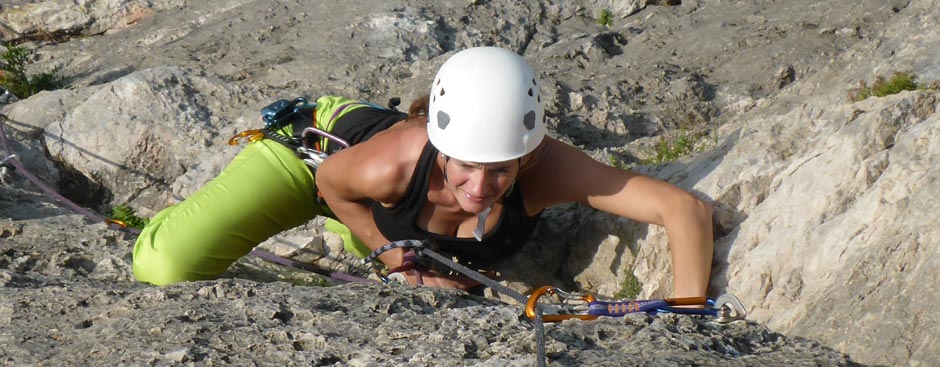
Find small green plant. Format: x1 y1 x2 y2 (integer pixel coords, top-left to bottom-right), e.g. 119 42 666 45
109 205 149 229
849 71 930 102
0 44 63 99
608 154 632 171
596 9 613 27
613 271 643 300
644 129 699 164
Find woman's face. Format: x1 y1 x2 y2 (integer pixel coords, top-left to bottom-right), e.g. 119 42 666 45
442 156 520 213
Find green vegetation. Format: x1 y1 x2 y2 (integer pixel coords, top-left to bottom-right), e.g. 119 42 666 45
644 129 702 165
109 205 149 229
606 129 710 169
596 9 614 27
608 154 632 171
849 71 939 102
0 44 63 99
613 271 643 300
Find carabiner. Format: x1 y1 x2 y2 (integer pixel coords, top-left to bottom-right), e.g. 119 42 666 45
105 218 128 228
0 154 16 165
525 286 599 322
301 127 350 150
228 129 265 145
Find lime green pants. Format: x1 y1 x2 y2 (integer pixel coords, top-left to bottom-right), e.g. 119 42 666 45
132 139 324 285
133 96 378 285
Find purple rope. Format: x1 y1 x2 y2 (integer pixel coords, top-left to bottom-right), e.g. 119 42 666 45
0 116 111 226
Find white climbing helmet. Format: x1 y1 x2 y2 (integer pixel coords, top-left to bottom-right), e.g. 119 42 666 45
428 47 545 163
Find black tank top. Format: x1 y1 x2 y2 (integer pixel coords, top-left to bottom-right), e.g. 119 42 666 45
326 106 408 153
371 141 542 265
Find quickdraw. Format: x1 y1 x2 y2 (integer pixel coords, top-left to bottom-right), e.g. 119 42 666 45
525 286 747 323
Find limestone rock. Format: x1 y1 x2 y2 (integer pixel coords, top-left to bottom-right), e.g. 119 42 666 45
0 0 186 42
2 0 938 365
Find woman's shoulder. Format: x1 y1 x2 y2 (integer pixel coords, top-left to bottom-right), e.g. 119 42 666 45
366 117 429 156
326 118 429 202
518 136 615 211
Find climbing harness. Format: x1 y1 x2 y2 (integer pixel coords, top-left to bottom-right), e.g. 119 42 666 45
228 97 353 171
524 285 747 323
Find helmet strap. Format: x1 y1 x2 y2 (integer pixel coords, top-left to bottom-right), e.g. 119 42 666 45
440 153 451 184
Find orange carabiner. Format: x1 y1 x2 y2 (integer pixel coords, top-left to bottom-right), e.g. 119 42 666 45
105 218 128 228
228 129 265 145
525 286 599 322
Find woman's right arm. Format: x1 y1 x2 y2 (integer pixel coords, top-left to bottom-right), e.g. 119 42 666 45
315 129 411 269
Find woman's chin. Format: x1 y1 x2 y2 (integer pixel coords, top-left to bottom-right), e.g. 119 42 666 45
458 197 491 214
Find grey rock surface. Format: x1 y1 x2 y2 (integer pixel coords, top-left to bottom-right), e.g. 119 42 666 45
0 188 858 366
2 0 939 365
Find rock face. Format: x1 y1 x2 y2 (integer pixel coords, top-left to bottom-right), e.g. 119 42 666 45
2 0 939 365
1 186 859 366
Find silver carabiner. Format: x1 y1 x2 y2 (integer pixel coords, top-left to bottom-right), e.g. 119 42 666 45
0 154 16 165
297 147 329 169
302 127 350 150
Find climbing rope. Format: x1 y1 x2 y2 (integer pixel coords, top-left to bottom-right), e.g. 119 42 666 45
0 114 137 234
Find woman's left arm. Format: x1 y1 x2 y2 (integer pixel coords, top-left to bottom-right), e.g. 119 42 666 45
522 138 714 298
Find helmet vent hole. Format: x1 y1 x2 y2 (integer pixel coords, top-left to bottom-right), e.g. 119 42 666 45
440 88 446 96
437 110 451 129
528 88 533 96
523 110 536 130
537 95 541 103
532 78 537 86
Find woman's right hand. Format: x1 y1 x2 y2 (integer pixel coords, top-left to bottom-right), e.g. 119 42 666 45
397 269 483 290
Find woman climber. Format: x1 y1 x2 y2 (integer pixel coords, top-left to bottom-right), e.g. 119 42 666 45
132 46 714 298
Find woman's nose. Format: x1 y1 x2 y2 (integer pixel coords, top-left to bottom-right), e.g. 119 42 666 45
465 170 492 196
